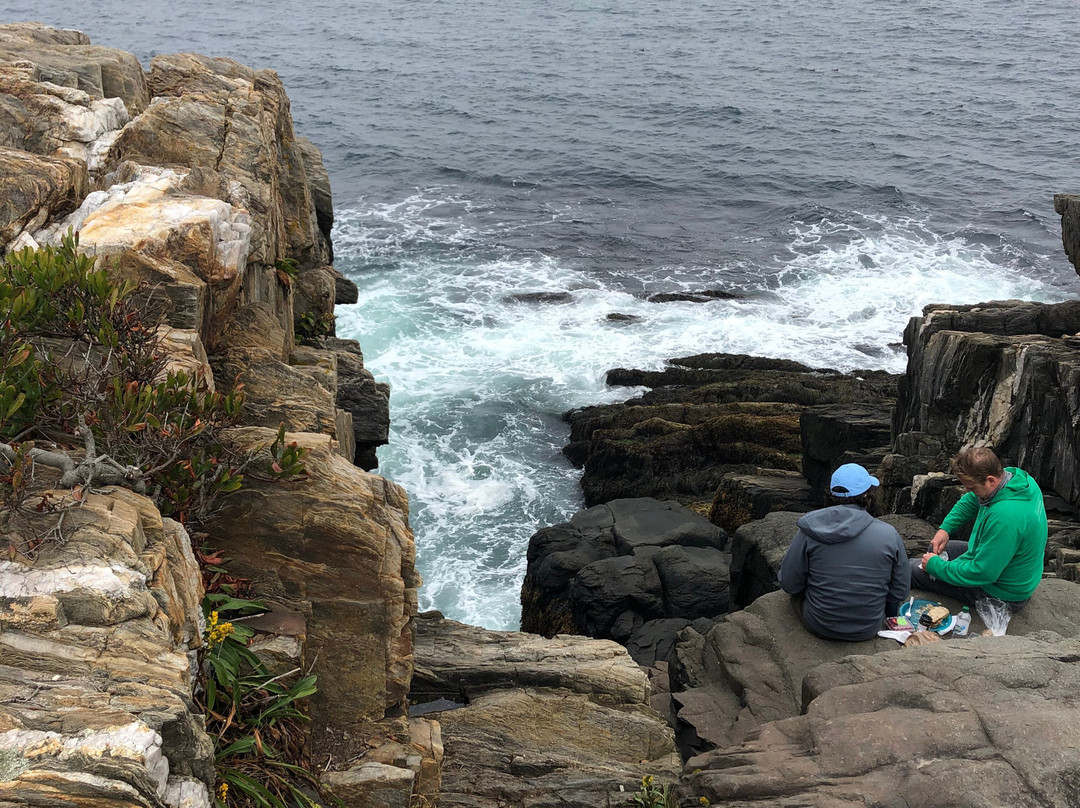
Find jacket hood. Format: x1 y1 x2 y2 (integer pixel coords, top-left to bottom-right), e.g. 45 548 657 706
994 467 1041 504
796 505 875 544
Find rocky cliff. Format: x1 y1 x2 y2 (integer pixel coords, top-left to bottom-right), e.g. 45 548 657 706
0 24 680 808
0 22 414 808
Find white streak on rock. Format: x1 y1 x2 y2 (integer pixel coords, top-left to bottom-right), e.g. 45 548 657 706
0 560 147 598
0 720 170 798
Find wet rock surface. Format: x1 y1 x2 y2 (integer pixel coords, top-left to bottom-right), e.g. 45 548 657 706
565 352 898 510
520 498 729 666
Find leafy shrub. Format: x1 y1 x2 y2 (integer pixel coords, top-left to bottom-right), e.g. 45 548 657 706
294 310 335 345
0 231 248 526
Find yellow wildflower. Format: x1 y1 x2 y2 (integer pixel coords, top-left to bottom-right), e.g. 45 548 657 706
217 781 228 801
205 611 234 649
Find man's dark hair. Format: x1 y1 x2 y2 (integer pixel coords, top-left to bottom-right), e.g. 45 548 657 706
826 489 876 509
951 447 1004 482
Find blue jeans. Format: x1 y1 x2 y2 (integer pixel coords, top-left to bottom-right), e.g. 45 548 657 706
908 540 1028 611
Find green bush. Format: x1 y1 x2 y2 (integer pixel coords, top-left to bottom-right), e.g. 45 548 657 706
0 231 247 526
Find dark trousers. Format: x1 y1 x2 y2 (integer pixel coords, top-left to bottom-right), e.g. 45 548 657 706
908 540 1028 611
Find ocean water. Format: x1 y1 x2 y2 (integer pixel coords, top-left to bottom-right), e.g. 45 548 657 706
6 0 1080 628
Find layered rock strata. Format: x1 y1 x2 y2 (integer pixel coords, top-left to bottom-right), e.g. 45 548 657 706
565 355 898 511
884 299 1080 515
0 486 211 806
0 23 407 806
411 614 680 808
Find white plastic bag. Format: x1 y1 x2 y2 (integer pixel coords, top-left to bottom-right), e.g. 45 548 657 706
976 596 1011 636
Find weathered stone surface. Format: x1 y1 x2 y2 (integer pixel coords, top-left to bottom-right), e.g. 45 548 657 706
800 403 893 496
0 22 149 114
212 301 287 359
521 498 728 664
1054 193 1080 277
668 579 1080 762
708 469 816 535
295 136 333 262
0 486 211 807
36 163 253 339
0 146 88 248
157 327 215 392
109 53 323 271
435 687 679 808
413 614 678 808
326 337 390 470
293 265 336 331
206 427 419 762
683 632 1080 807
890 300 1080 508
412 613 649 706
728 510 801 609
322 762 415 808
211 347 341 438
0 26 141 173
332 266 358 304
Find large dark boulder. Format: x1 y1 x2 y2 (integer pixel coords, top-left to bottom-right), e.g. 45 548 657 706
1055 193 1080 277
521 498 729 666
800 403 893 497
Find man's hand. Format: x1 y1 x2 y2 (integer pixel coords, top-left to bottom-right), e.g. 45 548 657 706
920 552 936 570
930 528 949 554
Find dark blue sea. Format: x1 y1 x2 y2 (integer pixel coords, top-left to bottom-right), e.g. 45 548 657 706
6 0 1080 627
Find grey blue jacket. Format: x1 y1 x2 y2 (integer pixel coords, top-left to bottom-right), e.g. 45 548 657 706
778 505 910 641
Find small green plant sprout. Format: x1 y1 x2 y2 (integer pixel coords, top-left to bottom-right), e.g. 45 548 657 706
294 310 334 345
628 775 674 808
268 423 309 478
275 257 299 294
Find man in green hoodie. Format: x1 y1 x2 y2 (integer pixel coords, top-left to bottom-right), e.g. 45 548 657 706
912 447 1047 608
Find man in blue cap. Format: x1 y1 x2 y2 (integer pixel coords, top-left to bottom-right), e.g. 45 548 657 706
778 463 910 641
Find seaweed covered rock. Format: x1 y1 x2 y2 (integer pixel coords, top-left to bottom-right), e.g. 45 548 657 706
564 352 899 511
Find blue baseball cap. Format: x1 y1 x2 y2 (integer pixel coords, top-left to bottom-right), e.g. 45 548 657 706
830 463 879 497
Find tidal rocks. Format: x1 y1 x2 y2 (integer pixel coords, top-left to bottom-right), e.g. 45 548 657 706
1056 193 1080 276
412 613 679 808
520 497 728 666
565 352 899 510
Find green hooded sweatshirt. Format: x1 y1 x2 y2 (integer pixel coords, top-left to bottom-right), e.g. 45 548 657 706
926 467 1047 601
